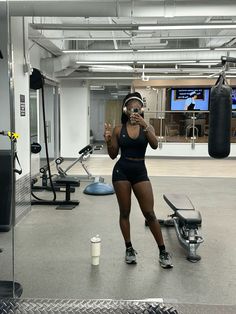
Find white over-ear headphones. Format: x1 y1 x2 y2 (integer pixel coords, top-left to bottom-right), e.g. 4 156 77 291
124 96 144 106
123 96 144 114
123 106 144 114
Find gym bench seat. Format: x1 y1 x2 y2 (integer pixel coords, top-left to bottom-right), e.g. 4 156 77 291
176 209 202 226
163 193 204 262
53 176 80 209
31 176 80 210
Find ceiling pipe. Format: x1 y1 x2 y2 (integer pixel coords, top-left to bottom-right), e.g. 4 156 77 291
40 50 236 75
8 0 236 17
28 35 236 41
30 23 236 31
30 24 138 31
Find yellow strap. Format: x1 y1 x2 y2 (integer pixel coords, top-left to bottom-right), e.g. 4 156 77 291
7 131 20 140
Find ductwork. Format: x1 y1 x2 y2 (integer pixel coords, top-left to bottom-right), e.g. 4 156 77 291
41 50 236 76
8 0 236 17
41 54 78 75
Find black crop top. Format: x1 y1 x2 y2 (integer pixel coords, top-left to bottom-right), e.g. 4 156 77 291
118 124 148 159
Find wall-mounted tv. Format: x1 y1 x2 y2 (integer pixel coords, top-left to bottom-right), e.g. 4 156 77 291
170 88 210 111
232 88 236 110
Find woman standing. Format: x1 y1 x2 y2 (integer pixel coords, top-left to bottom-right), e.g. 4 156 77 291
104 92 173 268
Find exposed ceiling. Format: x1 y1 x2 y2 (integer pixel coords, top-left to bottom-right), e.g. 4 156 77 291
9 1 236 87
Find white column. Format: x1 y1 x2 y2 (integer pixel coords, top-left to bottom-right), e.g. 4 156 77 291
60 80 90 158
11 17 30 176
0 8 11 149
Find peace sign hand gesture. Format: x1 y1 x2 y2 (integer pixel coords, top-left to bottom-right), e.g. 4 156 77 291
104 123 112 143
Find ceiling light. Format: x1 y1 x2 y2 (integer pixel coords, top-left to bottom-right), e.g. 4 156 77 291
214 47 236 51
147 75 212 79
63 49 133 53
209 19 233 23
138 24 236 31
90 85 105 91
199 60 220 64
76 61 133 65
136 60 197 64
90 65 133 70
137 48 211 52
89 65 133 72
90 65 133 69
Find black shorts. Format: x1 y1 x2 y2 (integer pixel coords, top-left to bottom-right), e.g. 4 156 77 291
112 158 149 185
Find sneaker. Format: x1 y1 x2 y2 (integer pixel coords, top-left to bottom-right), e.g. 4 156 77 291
159 251 173 269
125 247 137 264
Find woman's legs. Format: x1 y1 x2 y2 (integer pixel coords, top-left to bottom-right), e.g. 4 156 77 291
113 180 132 243
132 181 164 247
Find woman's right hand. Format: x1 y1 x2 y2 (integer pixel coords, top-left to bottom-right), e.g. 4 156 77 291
104 123 112 143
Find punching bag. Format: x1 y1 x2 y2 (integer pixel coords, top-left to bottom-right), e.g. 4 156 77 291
208 74 232 158
30 68 44 90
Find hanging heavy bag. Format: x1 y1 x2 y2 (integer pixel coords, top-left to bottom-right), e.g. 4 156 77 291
208 74 232 158
30 68 44 90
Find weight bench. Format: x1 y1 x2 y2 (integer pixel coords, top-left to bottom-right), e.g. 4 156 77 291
162 194 204 262
31 176 80 210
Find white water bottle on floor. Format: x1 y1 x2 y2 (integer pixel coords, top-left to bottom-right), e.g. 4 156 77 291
90 234 101 265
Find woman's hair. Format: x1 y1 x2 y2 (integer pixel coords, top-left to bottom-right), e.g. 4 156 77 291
121 92 144 124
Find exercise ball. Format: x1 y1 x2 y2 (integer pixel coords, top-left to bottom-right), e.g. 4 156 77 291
83 182 115 195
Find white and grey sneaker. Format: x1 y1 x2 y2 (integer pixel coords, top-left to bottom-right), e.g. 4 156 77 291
125 247 137 264
159 251 173 269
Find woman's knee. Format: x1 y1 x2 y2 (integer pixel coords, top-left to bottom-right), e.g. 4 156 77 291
120 209 130 220
143 211 157 222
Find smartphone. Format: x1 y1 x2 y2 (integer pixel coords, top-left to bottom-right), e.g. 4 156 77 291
131 108 140 113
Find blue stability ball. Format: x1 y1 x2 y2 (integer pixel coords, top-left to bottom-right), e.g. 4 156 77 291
83 182 115 195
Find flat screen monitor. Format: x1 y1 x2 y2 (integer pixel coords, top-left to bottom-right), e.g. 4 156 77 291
170 88 210 111
232 88 236 110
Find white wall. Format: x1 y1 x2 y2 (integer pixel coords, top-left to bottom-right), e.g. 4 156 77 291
0 13 11 149
60 80 90 157
11 17 30 177
90 91 110 141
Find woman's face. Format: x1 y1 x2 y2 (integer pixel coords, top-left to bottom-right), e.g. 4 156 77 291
126 100 142 116
125 100 143 124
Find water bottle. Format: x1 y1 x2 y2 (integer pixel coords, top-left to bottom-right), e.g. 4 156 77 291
90 234 101 265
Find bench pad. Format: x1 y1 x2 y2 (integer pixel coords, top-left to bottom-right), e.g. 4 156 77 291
54 175 80 186
176 209 202 225
163 194 195 211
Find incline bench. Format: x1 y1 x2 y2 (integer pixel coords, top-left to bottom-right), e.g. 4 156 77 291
162 194 204 262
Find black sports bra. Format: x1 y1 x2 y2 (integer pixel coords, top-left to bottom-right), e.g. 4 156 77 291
118 124 148 159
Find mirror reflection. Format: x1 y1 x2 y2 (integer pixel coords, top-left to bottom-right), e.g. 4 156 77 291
1 1 236 312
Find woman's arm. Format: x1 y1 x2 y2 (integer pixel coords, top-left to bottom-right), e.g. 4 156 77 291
104 123 120 159
143 124 158 149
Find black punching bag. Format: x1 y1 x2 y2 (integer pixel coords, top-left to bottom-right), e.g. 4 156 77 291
208 75 232 158
30 68 44 90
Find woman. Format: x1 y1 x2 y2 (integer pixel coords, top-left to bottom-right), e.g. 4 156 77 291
104 92 173 268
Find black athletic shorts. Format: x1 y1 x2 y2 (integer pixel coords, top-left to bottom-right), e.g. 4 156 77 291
112 158 149 185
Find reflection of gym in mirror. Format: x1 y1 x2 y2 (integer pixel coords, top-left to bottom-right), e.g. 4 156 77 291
2 3 236 312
